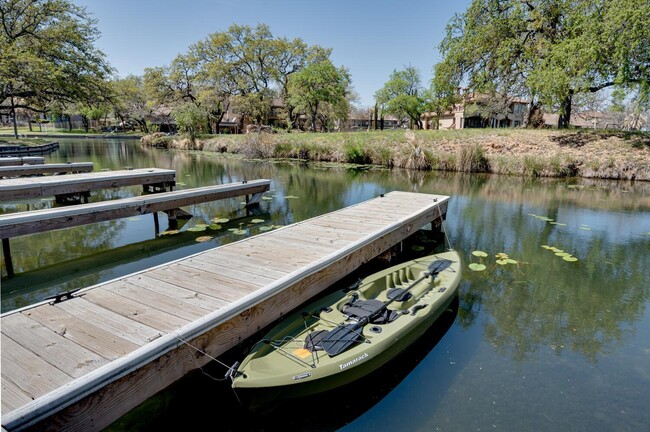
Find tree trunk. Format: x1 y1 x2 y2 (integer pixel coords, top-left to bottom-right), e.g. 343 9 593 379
380 115 384 130
10 93 18 139
558 91 573 128
67 115 72 131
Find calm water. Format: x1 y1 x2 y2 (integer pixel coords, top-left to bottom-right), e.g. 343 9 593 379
2 139 649 431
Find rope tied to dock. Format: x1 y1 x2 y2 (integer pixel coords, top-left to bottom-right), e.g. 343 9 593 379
173 332 232 382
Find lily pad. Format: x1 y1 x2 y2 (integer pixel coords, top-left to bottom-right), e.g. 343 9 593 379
262 196 273 201
555 252 571 257
208 224 222 230
231 229 247 235
495 252 509 259
259 226 274 232
212 217 229 224
227 228 239 232
195 236 213 242
579 226 592 231
496 259 509 265
187 225 207 232
472 250 488 257
285 195 299 199
411 245 425 252
469 263 487 271
250 219 265 224
160 229 180 236
541 245 553 250
562 256 578 262
505 258 518 264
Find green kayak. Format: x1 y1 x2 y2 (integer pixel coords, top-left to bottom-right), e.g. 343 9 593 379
230 250 461 401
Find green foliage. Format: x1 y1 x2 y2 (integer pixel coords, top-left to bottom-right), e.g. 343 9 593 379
172 103 207 142
288 60 351 131
435 0 650 128
375 66 430 128
343 142 371 164
0 0 113 137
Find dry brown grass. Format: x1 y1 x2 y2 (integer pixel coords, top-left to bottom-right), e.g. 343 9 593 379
144 129 650 181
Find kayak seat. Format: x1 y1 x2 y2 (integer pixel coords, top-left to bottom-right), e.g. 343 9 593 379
342 299 399 324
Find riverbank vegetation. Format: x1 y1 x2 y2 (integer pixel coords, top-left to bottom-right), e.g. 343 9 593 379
141 128 650 181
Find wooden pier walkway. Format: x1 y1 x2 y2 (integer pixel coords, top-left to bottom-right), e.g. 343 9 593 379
0 191 449 432
0 168 175 202
0 162 94 178
0 157 44 167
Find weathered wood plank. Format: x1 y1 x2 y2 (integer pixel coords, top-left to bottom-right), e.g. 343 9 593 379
56 299 161 346
83 288 189 331
124 274 228 311
0 179 270 238
0 162 94 177
0 156 44 166
0 335 72 408
2 313 108 378
147 264 261 301
108 280 213 321
1 373 34 413
22 303 140 359
0 168 175 201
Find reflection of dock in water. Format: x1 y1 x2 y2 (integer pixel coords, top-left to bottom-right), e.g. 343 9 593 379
1 191 449 432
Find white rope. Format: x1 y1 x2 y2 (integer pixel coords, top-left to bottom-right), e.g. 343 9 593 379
174 332 231 382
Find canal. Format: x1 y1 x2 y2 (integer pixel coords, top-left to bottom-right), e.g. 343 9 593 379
2 138 650 431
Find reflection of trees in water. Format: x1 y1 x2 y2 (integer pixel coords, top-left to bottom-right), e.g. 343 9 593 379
452 198 650 364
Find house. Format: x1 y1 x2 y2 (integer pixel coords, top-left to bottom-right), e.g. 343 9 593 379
421 89 529 130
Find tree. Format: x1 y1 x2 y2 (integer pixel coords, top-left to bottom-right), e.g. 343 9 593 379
0 0 113 137
375 66 429 129
172 102 206 143
435 0 650 128
111 75 153 133
288 60 351 131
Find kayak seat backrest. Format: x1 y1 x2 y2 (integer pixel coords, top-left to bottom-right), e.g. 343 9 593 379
357 281 383 300
342 299 399 324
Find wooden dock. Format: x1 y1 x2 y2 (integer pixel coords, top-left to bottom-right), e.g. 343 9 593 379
0 191 449 432
0 142 59 156
0 168 175 202
0 163 94 178
0 157 44 167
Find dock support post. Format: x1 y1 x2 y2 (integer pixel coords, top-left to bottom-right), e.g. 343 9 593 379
2 238 14 278
153 212 160 236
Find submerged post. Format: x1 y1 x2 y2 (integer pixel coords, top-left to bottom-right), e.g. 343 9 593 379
2 238 14 278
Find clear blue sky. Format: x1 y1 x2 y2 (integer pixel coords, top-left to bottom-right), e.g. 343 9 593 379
75 0 472 107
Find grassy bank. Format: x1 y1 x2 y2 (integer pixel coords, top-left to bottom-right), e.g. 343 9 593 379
151 128 645 181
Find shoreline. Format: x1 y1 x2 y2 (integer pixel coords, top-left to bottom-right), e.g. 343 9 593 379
143 129 650 181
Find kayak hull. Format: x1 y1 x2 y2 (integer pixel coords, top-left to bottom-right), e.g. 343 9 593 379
231 250 462 401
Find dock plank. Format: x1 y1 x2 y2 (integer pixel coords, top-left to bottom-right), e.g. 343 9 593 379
83 288 189 332
0 168 175 201
125 274 228 311
0 179 271 238
2 313 108 378
0 162 94 177
109 280 215 322
23 304 140 359
146 265 261 302
1 335 72 404
1 374 34 413
0 156 44 166
56 299 161 346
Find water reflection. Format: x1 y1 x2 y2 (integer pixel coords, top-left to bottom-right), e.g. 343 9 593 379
2 139 650 430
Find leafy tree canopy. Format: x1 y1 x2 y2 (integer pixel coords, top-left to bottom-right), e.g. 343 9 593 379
435 0 650 127
375 66 430 128
288 60 351 131
0 0 113 136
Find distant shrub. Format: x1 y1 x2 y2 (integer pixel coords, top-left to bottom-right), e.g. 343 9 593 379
457 144 489 172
